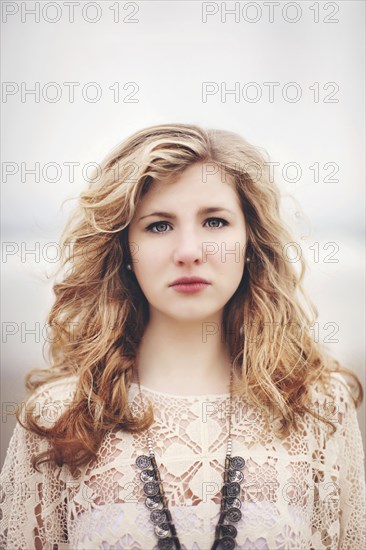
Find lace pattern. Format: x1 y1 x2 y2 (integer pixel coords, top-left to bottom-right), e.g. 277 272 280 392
1 372 365 549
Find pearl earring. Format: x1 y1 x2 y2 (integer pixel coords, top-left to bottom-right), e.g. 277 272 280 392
246 257 251 263
126 264 132 271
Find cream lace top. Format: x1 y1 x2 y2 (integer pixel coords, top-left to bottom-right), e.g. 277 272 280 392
1 372 365 550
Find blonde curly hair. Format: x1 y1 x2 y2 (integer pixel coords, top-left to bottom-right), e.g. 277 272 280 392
16 123 363 476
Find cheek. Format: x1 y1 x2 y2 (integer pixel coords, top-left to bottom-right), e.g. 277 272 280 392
222 260 245 285
132 243 166 286
213 243 245 272
130 237 157 266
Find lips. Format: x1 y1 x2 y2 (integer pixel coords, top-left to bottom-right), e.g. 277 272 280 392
169 277 210 286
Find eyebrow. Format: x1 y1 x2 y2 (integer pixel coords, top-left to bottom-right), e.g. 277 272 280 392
138 207 235 222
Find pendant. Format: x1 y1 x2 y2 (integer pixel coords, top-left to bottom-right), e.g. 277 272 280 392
225 508 242 523
219 536 236 550
230 456 245 469
150 509 168 525
224 497 241 509
155 522 171 538
221 481 241 497
221 525 237 537
143 480 160 497
145 495 162 509
136 454 152 469
140 468 156 482
228 469 244 483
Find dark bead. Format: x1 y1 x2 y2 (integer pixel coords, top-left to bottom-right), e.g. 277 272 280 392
225 507 242 522
150 509 167 525
154 523 171 538
145 495 162 509
136 455 152 469
158 537 174 549
228 482 240 497
221 524 237 538
230 456 245 469
143 481 160 497
221 482 240 497
228 469 244 483
219 535 235 550
140 469 156 482
224 497 241 509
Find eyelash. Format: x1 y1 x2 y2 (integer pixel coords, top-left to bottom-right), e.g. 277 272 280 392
145 217 229 234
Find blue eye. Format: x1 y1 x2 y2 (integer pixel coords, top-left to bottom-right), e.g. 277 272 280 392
206 218 228 229
146 217 229 234
146 221 170 233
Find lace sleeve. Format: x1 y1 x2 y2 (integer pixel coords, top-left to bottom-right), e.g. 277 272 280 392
0 420 69 549
0 378 77 549
335 375 366 549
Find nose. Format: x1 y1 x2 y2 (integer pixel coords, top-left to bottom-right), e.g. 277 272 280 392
172 227 204 266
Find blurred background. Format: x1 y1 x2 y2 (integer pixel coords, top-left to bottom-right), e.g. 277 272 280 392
1 0 365 469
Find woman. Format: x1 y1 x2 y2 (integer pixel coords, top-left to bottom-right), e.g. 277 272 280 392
1 123 365 549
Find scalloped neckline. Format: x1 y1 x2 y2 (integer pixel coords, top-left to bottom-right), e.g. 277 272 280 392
129 381 231 399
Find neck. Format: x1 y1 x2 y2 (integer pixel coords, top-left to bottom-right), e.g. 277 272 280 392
132 312 232 395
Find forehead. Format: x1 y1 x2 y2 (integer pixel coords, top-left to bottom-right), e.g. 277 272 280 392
170 162 234 185
140 162 240 207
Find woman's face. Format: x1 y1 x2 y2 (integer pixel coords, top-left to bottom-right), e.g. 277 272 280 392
127 162 248 323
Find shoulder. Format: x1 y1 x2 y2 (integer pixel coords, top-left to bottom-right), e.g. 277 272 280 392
307 370 362 436
309 371 358 408
20 374 79 428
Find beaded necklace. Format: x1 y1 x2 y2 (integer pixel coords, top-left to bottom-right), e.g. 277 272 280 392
134 367 246 550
